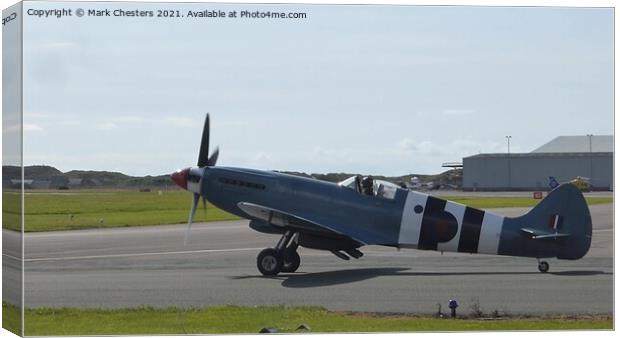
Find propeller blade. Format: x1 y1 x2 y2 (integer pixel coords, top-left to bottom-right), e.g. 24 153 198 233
207 146 219 167
184 193 200 245
201 197 208 229
197 114 210 167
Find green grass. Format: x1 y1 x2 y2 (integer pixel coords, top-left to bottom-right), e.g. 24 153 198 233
2 189 21 232
443 196 612 209
3 189 238 232
4 303 609 335
1 189 612 232
2 302 21 336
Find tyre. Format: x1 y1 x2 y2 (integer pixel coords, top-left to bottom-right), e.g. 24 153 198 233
257 248 283 276
281 250 301 273
538 261 549 273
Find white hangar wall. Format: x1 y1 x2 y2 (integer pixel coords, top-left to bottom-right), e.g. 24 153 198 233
462 152 612 191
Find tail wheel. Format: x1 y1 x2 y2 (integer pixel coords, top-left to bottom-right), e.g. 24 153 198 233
281 250 301 273
538 261 550 273
257 248 283 276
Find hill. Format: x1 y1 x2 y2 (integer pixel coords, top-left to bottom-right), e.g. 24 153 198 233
3 165 171 188
2 165 462 189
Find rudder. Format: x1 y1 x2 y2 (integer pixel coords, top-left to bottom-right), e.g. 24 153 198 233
499 184 592 260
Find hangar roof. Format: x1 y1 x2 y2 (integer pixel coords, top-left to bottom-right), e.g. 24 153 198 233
465 152 611 159
531 135 613 153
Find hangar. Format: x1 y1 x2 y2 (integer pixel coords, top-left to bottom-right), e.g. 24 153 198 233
462 135 613 191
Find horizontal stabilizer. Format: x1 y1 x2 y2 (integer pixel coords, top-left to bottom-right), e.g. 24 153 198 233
521 227 570 240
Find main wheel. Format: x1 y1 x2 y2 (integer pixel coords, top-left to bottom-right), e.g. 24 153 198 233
257 248 283 276
281 250 301 273
538 261 549 273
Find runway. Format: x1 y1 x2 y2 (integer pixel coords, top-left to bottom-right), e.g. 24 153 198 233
4 204 613 315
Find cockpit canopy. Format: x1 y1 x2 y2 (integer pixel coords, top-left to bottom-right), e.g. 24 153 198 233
338 176 399 200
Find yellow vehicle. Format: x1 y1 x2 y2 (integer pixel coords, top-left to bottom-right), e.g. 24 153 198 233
570 176 592 192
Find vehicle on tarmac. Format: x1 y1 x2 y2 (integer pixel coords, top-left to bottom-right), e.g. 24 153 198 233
550 176 592 192
570 176 593 192
171 115 592 276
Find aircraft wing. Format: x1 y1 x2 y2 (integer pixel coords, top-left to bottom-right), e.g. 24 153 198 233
520 227 571 240
237 202 364 243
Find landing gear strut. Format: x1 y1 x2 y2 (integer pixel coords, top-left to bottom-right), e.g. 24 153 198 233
257 231 300 276
537 259 549 273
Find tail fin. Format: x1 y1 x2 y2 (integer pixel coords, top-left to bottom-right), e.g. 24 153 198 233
548 176 559 189
503 184 592 260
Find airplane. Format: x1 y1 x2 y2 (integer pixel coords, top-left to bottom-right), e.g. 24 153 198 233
171 115 592 276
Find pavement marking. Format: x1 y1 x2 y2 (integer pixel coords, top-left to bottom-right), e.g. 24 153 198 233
11 228 613 263
22 224 248 238
14 247 265 262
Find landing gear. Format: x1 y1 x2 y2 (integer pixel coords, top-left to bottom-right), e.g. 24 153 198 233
257 231 301 276
537 259 550 273
257 248 283 276
282 250 301 273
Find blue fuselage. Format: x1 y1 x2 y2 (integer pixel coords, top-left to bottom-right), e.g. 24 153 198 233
202 167 404 245
200 166 591 260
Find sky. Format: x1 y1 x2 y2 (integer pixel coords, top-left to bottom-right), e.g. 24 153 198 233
14 2 614 176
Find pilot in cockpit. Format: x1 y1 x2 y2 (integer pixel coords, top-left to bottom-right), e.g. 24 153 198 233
361 176 374 196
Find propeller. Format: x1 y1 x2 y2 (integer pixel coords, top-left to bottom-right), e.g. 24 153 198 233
172 113 220 244
207 146 219 167
197 115 209 166
184 193 200 245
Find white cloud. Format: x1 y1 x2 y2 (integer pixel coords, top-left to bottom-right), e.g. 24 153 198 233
3 124 21 134
97 122 119 130
5 124 43 132
27 41 75 51
116 115 145 124
24 124 43 132
397 138 443 155
398 138 503 157
160 117 199 128
397 138 417 151
442 109 475 116
59 120 81 126
24 112 51 119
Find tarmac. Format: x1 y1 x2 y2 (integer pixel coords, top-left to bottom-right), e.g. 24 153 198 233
2 203 613 315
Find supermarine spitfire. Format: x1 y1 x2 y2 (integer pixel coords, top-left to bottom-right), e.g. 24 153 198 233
171 115 592 276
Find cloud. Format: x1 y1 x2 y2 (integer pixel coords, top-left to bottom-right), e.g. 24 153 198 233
397 138 417 151
59 120 81 126
3 124 20 134
116 115 145 124
398 138 488 156
251 151 272 164
4 123 43 133
416 141 444 155
27 41 75 51
398 138 444 155
160 117 199 128
24 112 51 119
97 122 119 130
24 124 43 132
442 109 475 116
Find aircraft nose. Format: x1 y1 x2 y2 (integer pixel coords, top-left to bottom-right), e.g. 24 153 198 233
171 168 190 190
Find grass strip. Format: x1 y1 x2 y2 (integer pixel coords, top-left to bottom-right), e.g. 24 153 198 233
443 196 612 209
1 189 612 232
2 302 21 335
3 303 610 335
